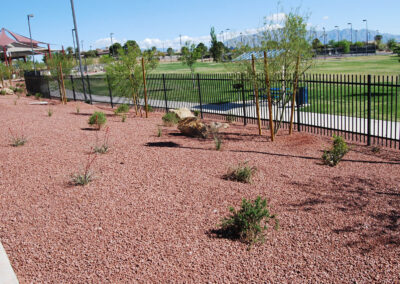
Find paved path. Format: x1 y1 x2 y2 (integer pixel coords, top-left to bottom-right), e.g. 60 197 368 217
51 89 400 140
0 242 19 284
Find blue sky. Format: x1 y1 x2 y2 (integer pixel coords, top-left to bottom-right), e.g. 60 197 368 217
2 0 399 51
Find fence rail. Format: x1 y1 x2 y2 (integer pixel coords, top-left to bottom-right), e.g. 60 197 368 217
24 72 400 149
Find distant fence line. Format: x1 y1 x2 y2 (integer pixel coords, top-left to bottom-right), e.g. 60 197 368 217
24 71 400 149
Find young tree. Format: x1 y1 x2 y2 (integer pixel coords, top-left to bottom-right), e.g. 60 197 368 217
260 9 315 134
179 42 201 74
196 42 208 61
387 38 397 51
109 42 122 56
106 44 158 114
46 53 76 103
167 47 174 57
209 27 226 62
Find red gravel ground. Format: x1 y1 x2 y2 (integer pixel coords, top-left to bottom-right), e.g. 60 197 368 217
0 94 399 283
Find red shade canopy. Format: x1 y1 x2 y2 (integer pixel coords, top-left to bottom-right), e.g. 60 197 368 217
0 28 45 48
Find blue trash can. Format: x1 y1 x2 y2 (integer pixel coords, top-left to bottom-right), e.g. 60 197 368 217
296 87 308 106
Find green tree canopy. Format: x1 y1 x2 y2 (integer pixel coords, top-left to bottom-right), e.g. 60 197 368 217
196 42 208 60
209 27 226 62
109 42 122 56
179 42 201 73
167 47 174 57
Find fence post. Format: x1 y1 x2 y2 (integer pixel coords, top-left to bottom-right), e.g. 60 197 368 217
162 74 168 112
297 99 301 132
367 74 372 146
86 74 92 103
241 73 247 126
196 73 203 119
106 74 114 108
70 75 76 101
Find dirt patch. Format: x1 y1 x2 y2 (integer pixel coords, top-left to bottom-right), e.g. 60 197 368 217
0 95 399 283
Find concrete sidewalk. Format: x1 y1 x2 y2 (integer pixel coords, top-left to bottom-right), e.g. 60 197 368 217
0 242 18 284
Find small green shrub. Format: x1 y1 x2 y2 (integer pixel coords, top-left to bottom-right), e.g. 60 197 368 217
220 197 279 246
9 128 27 147
193 110 201 117
214 134 222 150
93 127 110 154
0 90 6 95
15 88 24 94
157 126 162 137
71 153 96 186
35 93 42 99
145 105 154 112
225 161 257 184
26 93 31 97
115 103 130 114
371 146 381 153
76 106 80 114
162 112 179 126
88 112 107 129
322 135 349 167
48 108 53 117
121 114 127 122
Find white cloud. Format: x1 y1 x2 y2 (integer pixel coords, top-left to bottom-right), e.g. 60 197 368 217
323 16 329 21
94 37 125 49
265 13 287 23
139 35 211 50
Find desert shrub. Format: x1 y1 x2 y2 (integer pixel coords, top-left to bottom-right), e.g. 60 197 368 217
225 161 257 184
157 126 162 137
114 103 130 114
121 114 127 122
193 110 200 117
71 153 96 186
162 112 179 126
48 108 53 117
0 90 5 95
88 112 107 129
76 106 80 113
220 197 279 246
371 146 380 153
145 105 154 113
322 135 349 166
9 128 27 147
93 127 110 154
15 88 24 94
35 93 42 99
214 134 222 150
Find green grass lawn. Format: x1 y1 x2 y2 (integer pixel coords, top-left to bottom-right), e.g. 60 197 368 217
152 54 400 76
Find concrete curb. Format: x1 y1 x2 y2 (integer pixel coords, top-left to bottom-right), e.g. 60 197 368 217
0 242 18 284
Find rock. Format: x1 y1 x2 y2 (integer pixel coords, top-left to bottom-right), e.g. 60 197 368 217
169 108 195 120
2 88 14 95
208 122 229 132
178 117 208 138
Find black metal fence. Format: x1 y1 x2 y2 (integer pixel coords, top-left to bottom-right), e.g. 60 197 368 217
24 72 400 149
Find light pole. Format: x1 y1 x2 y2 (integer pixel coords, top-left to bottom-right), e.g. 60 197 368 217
27 14 36 72
110 32 114 56
225 28 230 46
323 27 327 59
334 26 340 42
348 23 353 43
72 29 78 63
363 19 368 55
70 0 90 103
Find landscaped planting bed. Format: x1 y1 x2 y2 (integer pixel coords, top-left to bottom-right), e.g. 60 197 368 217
0 94 399 282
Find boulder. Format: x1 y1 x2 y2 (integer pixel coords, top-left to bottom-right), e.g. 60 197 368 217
169 108 195 120
178 117 208 138
2 88 14 95
208 122 229 133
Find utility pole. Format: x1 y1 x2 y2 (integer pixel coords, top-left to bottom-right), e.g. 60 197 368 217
110 32 114 56
363 19 368 55
323 27 327 59
27 14 36 72
70 0 90 103
179 34 182 48
348 23 353 43
72 29 77 63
